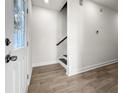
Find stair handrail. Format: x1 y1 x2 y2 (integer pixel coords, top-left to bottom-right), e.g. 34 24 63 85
56 36 67 46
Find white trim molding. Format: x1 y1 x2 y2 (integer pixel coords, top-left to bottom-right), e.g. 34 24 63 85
68 58 118 76
32 61 58 67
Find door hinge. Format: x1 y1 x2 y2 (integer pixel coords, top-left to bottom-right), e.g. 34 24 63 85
27 41 29 47
27 8 28 14
79 0 83 6
27 74 29 79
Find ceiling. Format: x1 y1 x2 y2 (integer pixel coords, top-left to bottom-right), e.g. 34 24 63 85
32 0 67 11
92 0 118 11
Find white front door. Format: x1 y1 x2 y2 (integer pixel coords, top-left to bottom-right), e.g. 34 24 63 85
5 0 27 93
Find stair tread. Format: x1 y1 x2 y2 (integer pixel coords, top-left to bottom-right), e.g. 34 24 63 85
59 58 67 65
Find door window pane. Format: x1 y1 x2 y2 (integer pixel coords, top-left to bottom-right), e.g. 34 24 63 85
14 0 25 48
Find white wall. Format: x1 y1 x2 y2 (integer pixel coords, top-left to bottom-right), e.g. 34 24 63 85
67 0 118 76
31 6 58 67
30 5 68 67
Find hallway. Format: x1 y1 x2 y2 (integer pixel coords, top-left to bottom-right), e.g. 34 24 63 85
28 63 118 93
5 0 118 93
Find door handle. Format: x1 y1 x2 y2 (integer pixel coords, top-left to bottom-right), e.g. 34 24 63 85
5 54 17 63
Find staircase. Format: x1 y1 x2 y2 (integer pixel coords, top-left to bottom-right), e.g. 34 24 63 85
59 54 67 70
59 55 67 65
57 36 67 70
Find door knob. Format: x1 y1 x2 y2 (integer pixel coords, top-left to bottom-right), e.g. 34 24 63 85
5 54 17 63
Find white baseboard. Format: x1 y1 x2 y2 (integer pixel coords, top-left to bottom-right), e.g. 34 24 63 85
68 58 118 76
32 61 58 67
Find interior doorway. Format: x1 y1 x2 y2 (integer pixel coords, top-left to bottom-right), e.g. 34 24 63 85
56 3 68 74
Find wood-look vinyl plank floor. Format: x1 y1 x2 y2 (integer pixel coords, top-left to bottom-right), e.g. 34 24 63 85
28 63 118 93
